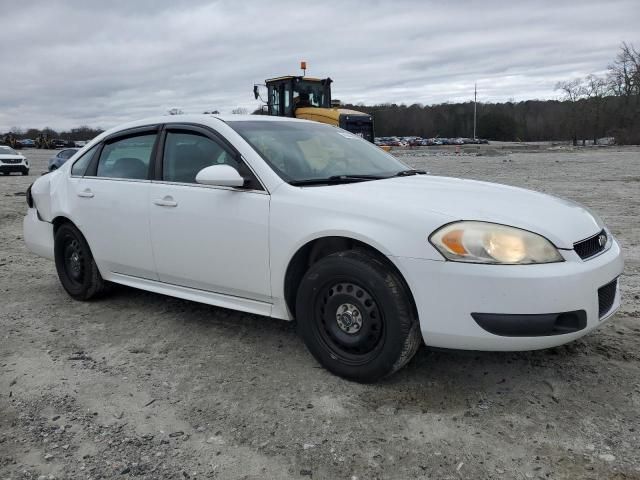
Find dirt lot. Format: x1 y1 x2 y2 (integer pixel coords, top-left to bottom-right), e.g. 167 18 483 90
1 146 639 480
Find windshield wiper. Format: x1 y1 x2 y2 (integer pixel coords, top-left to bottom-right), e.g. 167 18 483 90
394 169 427 177
289 174 386 186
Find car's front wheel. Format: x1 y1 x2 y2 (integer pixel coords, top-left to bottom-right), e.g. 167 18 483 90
54 223 107 300
296 250 421 382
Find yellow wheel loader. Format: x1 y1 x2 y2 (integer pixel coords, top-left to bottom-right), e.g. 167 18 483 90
254 63 376 143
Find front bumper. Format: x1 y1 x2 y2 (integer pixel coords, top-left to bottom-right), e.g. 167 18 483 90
393 239 624 351
0 163 28 173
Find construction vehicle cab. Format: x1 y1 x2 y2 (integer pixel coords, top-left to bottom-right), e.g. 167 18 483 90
262 76 332 116
255 71 375 142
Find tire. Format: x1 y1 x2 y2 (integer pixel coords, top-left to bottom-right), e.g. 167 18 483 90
296 250 422 382
22 170 29 176
54 223 107 300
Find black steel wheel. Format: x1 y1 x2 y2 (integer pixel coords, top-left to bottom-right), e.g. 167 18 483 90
54 222 107 300
296 250 421 382
315 281 385 365
62 236 85 287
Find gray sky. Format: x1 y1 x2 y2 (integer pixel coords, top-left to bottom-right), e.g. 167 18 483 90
1 0 638 131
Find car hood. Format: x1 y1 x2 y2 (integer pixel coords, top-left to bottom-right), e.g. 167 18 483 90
0 154 25 160
300 175 603 249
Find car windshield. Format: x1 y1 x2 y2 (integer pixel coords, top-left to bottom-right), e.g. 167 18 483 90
0 146 17 155
228 121 411 184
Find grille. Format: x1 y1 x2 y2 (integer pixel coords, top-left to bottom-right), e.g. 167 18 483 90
598 279 617 318
574 230 607 260
1 158 22 164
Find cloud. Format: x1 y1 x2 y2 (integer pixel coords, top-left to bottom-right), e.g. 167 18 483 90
0 0 638 131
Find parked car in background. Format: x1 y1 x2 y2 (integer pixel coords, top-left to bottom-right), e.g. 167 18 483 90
23 115 623 381
19 138 36 148
53 139 75 149
74 140 88 148
0 145 29 175
48 148 79 171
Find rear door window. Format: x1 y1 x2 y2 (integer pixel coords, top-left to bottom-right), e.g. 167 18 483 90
96 134 156 180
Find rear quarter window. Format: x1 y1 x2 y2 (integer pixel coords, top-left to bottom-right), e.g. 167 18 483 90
71 144 99 176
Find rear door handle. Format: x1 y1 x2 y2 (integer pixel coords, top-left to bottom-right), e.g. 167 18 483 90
77 189 94 198
153 196 178 207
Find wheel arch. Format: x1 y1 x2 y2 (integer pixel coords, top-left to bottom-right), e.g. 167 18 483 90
52 215 75 233
283 235 418 321
51 216 107 277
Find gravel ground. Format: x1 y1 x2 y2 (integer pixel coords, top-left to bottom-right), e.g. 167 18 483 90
1 146 639 480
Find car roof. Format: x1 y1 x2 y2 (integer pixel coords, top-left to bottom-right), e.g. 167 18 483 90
119 114 301 127
76 114 324 155
95 114 312 142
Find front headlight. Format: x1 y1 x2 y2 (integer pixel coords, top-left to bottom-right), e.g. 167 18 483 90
429 221 563 264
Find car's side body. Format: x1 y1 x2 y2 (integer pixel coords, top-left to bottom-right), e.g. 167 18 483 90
24 115 623 356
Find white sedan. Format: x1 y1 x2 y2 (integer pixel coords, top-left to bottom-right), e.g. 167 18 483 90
23 115 623 382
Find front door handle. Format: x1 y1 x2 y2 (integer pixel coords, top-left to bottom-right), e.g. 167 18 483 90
153 196 178 207
77 189 94 198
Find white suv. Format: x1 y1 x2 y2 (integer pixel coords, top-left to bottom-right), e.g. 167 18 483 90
0 145 29 175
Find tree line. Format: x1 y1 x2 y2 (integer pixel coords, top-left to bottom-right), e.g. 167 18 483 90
2 125 105 143
345 42 640 144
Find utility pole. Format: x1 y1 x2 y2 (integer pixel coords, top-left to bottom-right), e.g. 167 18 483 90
473 82 477 140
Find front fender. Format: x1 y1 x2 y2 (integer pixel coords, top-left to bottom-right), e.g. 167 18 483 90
268 189 450 319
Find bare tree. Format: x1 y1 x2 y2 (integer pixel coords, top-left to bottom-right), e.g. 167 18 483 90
607 42 640 142
608 42 640 97
231 107 249 115
583 74 609 144
555 78 586 145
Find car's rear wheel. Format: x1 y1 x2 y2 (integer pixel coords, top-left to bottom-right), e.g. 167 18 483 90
296 250 421 382
54 223 107 300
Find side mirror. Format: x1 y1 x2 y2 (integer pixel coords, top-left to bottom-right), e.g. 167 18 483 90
195 164 245 188
253 85 259 100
